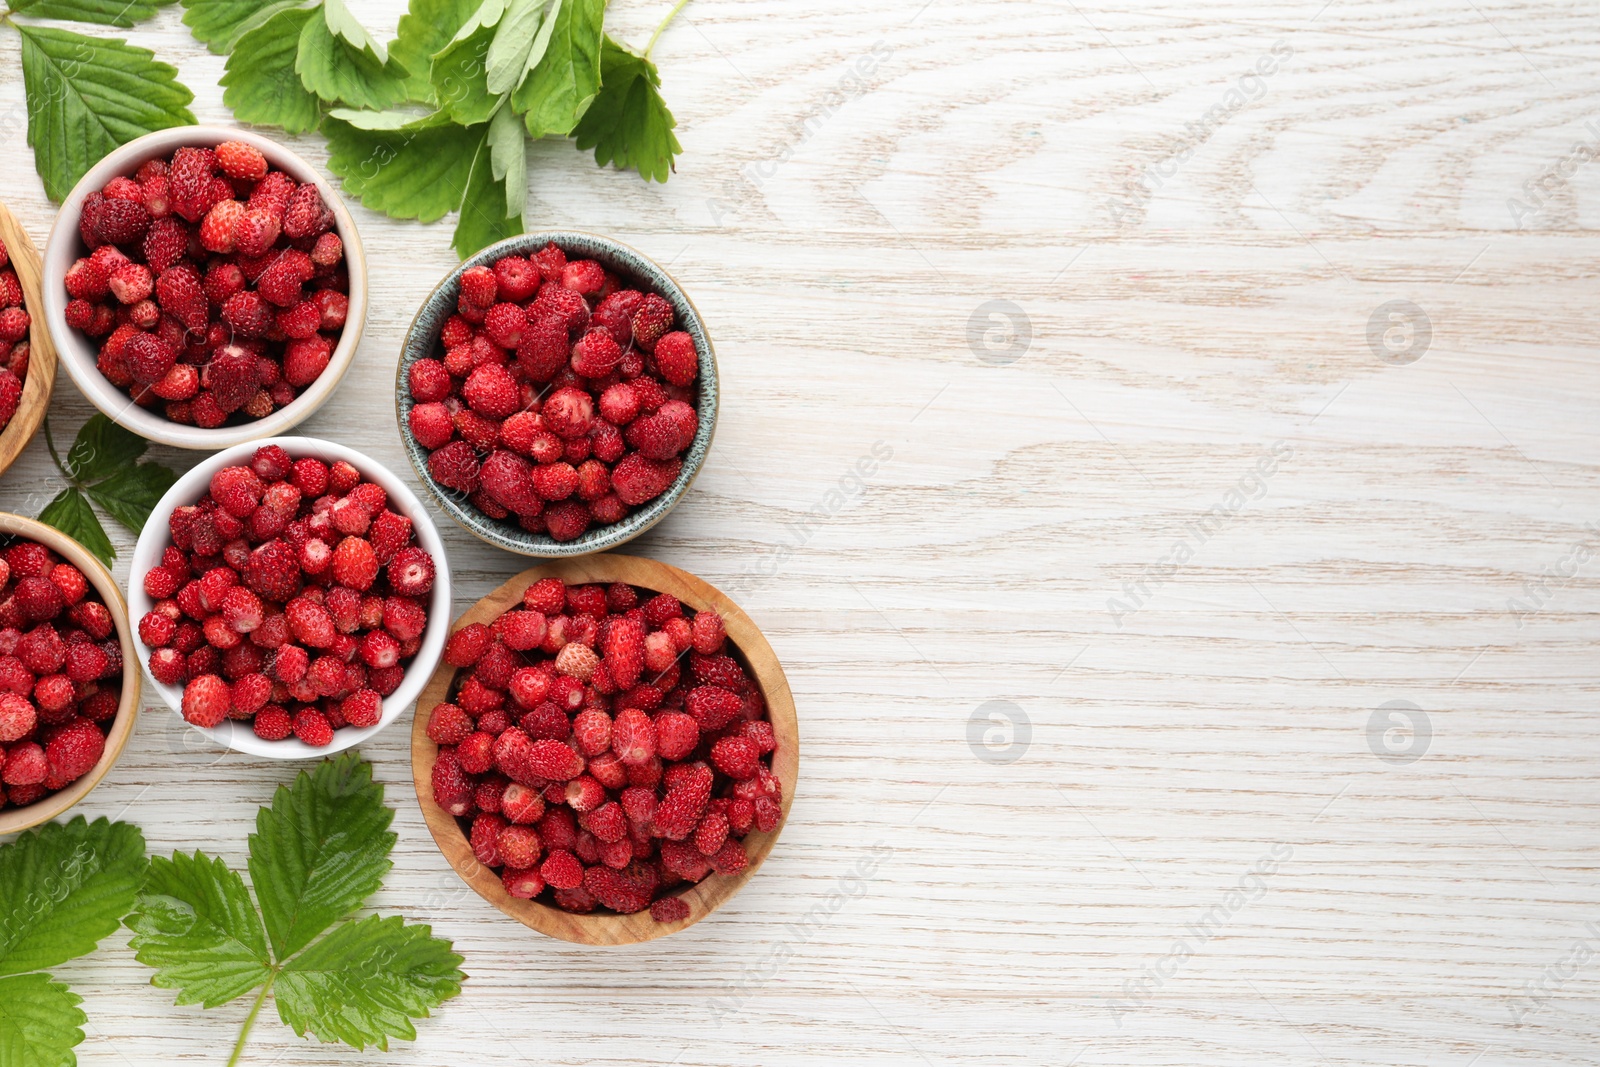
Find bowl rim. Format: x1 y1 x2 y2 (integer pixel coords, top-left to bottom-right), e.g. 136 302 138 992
0 513 141 835
127 436 451 759
395 230 718 558
40 125 368 451
0 200 58 482
410 554 798 945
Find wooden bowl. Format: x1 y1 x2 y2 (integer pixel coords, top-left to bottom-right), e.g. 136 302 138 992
411 554 797 944
0 202 57 480
0 513 140 835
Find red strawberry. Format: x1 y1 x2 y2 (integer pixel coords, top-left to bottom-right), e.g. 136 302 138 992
653 331 698 386
428 441 480 492
611 454 680 505
203 345 260 412
233 206 280 258
142 217 190 272
631 293 674 350
281 184 328 239
182 674 230 727
215 141 267 181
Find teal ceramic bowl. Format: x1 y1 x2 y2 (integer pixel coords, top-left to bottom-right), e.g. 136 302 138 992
397 232 718 557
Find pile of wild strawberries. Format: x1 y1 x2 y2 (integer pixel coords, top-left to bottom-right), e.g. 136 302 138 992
0 541 122 811
63 141 348 427
428 578 781 921
407 242 700 543
138 445 437 747
0 239 29 433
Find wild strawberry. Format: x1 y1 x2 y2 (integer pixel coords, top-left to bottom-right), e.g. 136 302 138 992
631 293 674 350
443 623 491 668
281 184 328 239
515 318 568 382
248 706 290 741
462 363 519 418
653 331 698 386
142 217 190 273
570 329 621 378
64 257 110 301
459 265 497 308
408 359 452 403
232 205 280 258
248 170 295 219
181 673 230 727
107 262 153 304
652 711 699 761
292 708 334 746
484 303 528 349
611 707 656 765
221 290 272 337
311 232 342 269
94 197 150 245
330 537 378 591
215 141 267 181
286 596 335 648
602 617 645 688
525 738 583 781
561 260 605 294
341 688 382 728
428 441 479 492
540 848 583 890
282 334 331 387
611 454 680 505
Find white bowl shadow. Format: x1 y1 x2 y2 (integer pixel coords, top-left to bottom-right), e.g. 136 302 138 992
41 126 368 450
127 437 451 759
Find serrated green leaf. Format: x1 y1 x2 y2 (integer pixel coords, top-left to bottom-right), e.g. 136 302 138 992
324 110 480 223
9 0 172 28
389 0 482 104
18 25 196 202
429 11 500 126
0 974 85 1067
452 128 523 258
487 102 526 220
64 412 143 484
126 852 272 1008
0 818 147 978
221 7 323 134
274 915 464 1051
180 0 303 54
37 488 113 567
85 462 179 535
486 0 546 95
322 0 389 63
297 11 409 111
511 0 602 139
573 36 682 183
248 753 396 961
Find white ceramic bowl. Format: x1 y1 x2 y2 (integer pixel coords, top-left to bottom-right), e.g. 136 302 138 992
128 437 450 759
42 127 368 450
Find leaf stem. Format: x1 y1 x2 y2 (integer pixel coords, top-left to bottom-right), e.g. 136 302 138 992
42 417 67 479
227 977 276 1067
644 0 691 60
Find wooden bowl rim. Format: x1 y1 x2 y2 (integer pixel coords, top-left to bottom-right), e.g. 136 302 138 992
0 513 140 836
0 201 58 482
410 554 798 945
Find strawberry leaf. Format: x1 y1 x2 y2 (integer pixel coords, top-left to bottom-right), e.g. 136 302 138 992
37 488 113 567
274 915 464 1050
9 0 173 28
63 412 144 483
511 0 603 140
390 0 483 105
297 7 410 111
429 1 504 126
17 25 196 201
485 0 546 96
247 752 396 960
0 974 84 1067
324 109 484 223
179 0 302 54
572 36 680 182
222 6 323 135
0 818 148 978
127 852 273 1008
85 461 179 535
452 121 524 258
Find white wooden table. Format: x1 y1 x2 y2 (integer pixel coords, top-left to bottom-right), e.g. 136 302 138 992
2 0 1599 1063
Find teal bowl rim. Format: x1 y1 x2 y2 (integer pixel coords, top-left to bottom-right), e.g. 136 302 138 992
396 231 718 557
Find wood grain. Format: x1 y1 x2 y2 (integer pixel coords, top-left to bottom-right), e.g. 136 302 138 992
0 0 1596 1064
410 554 798 945
0 200 56 479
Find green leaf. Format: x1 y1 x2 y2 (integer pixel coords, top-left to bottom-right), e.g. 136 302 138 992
428 10 504 126
9 0 173 28
37 488 113 567
0 974 85 1067
85 462 179 535
297 10 409 111
248 753 396 961
572 36 681 182
0 817 147 977
486 0 546 95
325 110 479 221
274 915 464 1051
452 127 523 258
389 0 482 104
126 852 272 1008
64 412 143 484
322 0 390 63
221 6 323 135
17 25 197 202
511 0 603 140
180 0 302 54
487 101 526 220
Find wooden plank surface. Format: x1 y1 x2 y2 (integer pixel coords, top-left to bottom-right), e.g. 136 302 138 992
1 0 1598 1063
